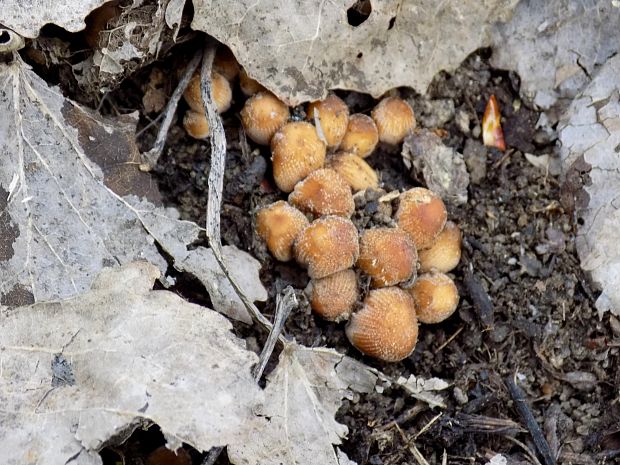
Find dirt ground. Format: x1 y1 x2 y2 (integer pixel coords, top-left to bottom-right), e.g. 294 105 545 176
28 25 620 465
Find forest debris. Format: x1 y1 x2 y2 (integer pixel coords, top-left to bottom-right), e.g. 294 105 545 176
0 262 265 465
402 130 469 206
482 95 506 151
395 375 450 409
454 413 525 435
463 264 495 329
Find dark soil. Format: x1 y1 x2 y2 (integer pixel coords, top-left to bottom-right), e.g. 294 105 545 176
25 22 619 465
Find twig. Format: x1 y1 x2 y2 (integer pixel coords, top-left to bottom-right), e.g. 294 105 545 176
434 326 463 353
503 435 543 465
394 423 431 465
413 412 442 440
506 375 556 465
140 50 201 170
463 262 494 329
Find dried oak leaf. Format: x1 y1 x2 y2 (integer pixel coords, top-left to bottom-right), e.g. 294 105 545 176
191 0 518 105
0 262 265 465
558 54 620 318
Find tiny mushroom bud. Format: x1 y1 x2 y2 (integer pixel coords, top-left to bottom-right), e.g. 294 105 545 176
408 271 459 324
213 46 240 81
241 92 290 145
271 121 327 192
371 96 416 144
183 71 232 114
183 110 210 139
346 287 418 362
357 228 417 287
256 201 309 262
294 216 359 279
309 269 358 322
396 187 447 250
307 94 350 149
288 168 354 217
326 151 379 192
418 221 462 273
239 67 267 96
339 113 379 158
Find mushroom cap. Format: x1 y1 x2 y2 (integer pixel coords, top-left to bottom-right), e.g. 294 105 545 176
326 151 378 192
418 221 462 273
371 96 416 144
241 92 290 145
183 110 210 139
346 287 418 362
183 71 232 114
310 269 358 322
357 227 418 287
240 67 267 96
307 94 350 149
408 271 459 324
288 168 354 217
294 216 359 279
256 201 309 262
213 46 240 81
271 121 327 193
396 187 447 250
339 113 379 158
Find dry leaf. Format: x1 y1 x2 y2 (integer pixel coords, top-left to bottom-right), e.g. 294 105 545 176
228 344 377 465
558 54 620 318
0 262 265 465
192 0 518 105
396 374 450 409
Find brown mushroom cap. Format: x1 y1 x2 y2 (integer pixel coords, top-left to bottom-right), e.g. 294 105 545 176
326 151 378 192
183 71 232 114
213 46 240 81
309 269 358 322
371 96 416 144
396 187 447 250
418 221 462 273
241 92 290 145
339 113 379 158
294 216 359 279
346 287 418 362
307 94 350 149
183 110 210 139
271 122 327 193
256 201 309 262
408 271 459 324
357 228 418 287
239 67 267 96
288 168 354 217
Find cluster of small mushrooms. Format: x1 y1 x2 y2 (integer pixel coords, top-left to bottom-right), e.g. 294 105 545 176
182 48 462 363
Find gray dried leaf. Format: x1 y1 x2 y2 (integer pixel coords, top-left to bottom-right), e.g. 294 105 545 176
491 0 620 109
228 344 377 465
558 54 620 318
396 374 450 409
0 262 265 465
192 0 518 105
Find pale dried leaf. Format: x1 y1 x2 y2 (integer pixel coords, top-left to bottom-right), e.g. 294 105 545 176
228 344 377 465
396 374 450 408
192 0 518 105
491 0 620 109
485 455 508 465
0 262 265 465
0 1 109 38
558 54 620 318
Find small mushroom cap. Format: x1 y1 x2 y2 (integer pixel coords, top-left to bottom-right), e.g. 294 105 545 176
371 96 416 144
183 110 210 139
326 151 379 192
241 92 290 145
183 71 232 114
310 269 358 322
240 67 267 96
418 221 462 273
346 287 418 362
357 228 418 287
396 188 447 250
288 168 354 217
256 201 309 262
408 271 459 324
307 94 350 149
339 113 379 158
213 46 240 81
271 121 327 193
294 216 359 279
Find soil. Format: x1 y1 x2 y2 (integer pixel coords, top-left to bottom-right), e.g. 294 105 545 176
24 21 620 465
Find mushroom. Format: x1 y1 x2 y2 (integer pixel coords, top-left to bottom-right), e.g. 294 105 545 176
408 271 459 324
396 187 447 250
371 96 416 144
309 269 358 322
418 221 462 273
256 201 309 262
241 92 290 145
326 151 379 192
288 168 354 218
339 113 379 158
307 93 350 149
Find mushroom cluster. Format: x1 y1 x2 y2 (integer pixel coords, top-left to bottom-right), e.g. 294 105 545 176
182 49 461 363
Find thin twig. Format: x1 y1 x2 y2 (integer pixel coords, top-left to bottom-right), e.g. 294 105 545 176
504 435 543 465
434 326 463 353
413 412 442 440
140 50 201 170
